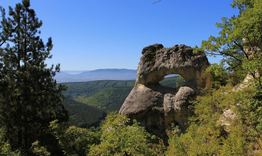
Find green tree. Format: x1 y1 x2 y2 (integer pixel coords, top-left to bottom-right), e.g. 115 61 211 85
0 0 68 154
166 86 262 155
49 120 100 156
31 141 51 156
201 0 262 84
220 125 245 156
206 63 228 88
88 113 165 156
166 91 224 156
0 128 20 156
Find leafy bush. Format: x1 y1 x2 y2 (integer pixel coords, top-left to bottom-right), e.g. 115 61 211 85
88 113 165 156
206 63 228 88
49 120 100 156
0 129 20 156
31 141 51 156
167 86 262 155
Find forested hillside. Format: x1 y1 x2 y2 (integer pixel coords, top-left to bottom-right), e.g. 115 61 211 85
63 76 184 127
63 98 105 127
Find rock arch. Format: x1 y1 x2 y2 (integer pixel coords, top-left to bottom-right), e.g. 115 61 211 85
136 44 210 88
119 44 211 137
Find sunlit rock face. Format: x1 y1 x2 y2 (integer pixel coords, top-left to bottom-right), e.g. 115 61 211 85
136 44 210 88
119 44 211 137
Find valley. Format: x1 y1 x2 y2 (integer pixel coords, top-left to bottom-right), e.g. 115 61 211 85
62 76 184 127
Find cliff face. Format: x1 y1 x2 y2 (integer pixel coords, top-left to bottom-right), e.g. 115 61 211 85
119 44 211 136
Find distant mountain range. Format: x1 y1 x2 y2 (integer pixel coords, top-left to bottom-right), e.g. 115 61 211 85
55 69 137 83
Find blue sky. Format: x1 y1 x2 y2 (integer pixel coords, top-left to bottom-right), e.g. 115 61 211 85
1 0 237 71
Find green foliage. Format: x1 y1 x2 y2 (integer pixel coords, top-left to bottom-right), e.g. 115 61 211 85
0 0 68 154
167 124 222 156
31 141 51 156
220 126 245 156
49 120 100 156
63 80 134 126
63 77 182 126
242 56 262 75
233 0 262 49
0 128 20 156
231 0 255 11
159 75 185 88
206 63 228 88
64 80 134 113
63 97 105 127
64 77 180 112
167 93 223 156
166 85 262 155
63 80 135 98
201 0 262 84
237 88 262 135
192 46 205 54
197 7 262 156
88 113 165 156
166 128 186 156
75 87 131 112
242 55 262 86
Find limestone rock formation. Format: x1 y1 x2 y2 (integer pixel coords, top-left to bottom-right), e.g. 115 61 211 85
219 109 237 132
119 44 211 136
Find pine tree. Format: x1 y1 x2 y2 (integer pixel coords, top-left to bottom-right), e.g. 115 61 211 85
0 0 68 154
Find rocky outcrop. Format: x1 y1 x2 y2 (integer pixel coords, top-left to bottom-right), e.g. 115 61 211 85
119 44 211 136
219 109 237 132
136 44 210 88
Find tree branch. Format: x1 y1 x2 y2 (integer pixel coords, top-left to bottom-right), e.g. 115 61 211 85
0 26 19 47
233 41 249 59
0 36 8 47
206 51 242 63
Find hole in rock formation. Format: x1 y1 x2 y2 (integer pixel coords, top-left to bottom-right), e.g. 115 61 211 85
159 74 185 89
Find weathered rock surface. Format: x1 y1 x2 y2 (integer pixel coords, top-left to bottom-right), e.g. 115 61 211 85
219 109 237 132
136 44 210 88
119 44 211 136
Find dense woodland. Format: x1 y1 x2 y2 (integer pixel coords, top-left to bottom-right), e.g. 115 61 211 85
0 0 261 155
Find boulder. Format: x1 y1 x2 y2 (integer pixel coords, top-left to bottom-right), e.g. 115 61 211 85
219 109 237 132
